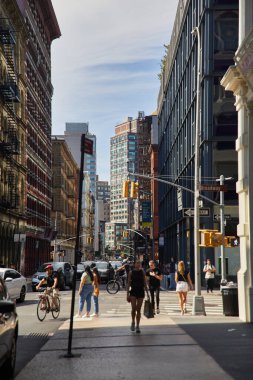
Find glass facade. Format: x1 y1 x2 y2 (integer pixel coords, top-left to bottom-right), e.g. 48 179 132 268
158 0 238 275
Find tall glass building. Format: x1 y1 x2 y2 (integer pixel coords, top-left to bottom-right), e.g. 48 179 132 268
157 0 239 278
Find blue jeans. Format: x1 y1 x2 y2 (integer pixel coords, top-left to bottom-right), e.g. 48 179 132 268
79 284 93 313
93 295 99 314
169 273 176 290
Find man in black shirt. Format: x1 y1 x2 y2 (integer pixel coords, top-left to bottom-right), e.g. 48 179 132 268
146 260 163 314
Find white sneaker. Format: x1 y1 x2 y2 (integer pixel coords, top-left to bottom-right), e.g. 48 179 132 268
82 314 91 319
74 314 82 319
90 313 99 317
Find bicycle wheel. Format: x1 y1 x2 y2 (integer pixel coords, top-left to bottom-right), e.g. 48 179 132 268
52 297 60 319
37 299 47 321
106 280 120 294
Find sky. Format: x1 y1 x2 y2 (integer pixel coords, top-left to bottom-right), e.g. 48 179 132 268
51 0 179 181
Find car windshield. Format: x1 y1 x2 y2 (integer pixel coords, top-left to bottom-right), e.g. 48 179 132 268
95 262 108 269
37 263 63 272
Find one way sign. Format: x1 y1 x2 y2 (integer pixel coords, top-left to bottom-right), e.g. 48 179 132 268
183 208 210 217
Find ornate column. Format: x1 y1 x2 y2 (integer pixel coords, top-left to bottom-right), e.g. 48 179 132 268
221 55 253 322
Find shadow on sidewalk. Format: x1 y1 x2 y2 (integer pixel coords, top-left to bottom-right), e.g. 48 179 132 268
176 321 253 380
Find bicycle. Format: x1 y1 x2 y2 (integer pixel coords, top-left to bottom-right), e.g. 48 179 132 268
36 288 60 321
106 272 126 294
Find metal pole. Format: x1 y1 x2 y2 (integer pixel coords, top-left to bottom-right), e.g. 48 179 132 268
191 26 206 316
65 134 86 358
220 175 226 282
54 211 58 260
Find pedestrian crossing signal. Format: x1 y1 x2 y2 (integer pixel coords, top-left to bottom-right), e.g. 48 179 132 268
224 236 240 248
199 229 223 247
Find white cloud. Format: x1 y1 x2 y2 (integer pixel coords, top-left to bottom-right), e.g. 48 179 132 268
51 0 179 180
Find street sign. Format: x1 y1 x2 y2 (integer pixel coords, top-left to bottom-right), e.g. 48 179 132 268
183 208 210 217
84 137 93 155
200 184 228 192
213 214 231 222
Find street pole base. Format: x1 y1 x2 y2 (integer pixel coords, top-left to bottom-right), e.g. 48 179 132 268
192 295 206 316
60 353 82 359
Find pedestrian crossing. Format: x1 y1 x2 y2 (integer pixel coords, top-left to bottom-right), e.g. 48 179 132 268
100 290 223 317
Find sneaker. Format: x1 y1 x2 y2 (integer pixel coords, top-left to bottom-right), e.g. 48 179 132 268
74 314 82 318
82 314 90 319
90 313 99 317
130 322 135 331
136 327 141 334
156 308 160 314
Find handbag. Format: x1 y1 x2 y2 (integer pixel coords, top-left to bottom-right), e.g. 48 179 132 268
144 295 154 318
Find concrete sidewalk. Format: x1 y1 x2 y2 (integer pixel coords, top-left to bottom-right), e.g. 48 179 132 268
15 310 253 380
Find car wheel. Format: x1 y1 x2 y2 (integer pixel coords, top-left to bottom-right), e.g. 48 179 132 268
17 286 26 303
1 335 17 379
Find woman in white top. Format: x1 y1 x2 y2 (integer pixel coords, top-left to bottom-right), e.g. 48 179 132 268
75 265 94 319
203 259 216 293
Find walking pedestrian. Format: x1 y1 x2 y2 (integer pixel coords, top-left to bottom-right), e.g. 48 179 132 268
126 259 148 334
203 259 216 293
91 265 100 317
175 260 193 315
75 265 94 319
146 260 163 314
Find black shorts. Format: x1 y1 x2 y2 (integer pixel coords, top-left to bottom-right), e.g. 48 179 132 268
130 287 144 299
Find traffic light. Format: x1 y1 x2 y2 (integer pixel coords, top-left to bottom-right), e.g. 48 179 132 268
130 181 139 198
199 230 223 247
122 180 130 197
123 230 129 237
224 236 240 248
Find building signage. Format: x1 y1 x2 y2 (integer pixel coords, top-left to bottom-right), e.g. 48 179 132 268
142 201 152 227
183 208 210 217
84 137 93 155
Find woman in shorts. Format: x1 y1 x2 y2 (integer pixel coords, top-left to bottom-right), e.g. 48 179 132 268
175 260 193 315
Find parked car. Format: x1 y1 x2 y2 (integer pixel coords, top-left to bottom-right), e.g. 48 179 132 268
0 276 18 379
32 262 74 291
76 261 95 280
94 261 114 283
0 268 27 303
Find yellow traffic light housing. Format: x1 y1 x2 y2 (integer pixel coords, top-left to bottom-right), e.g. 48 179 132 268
130 181 139 198
123 230 129 237
122 180 130 197
199 229 223 247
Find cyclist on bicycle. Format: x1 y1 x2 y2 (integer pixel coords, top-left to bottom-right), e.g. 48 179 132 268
36 265 59 310
116 259 131 288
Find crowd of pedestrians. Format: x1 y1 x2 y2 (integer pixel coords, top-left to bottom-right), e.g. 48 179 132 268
73 256 217 332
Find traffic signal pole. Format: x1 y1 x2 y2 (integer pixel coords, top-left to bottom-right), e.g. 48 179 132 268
219 175 226 283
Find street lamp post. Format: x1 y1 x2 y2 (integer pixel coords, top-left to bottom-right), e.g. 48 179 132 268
191 26 206 316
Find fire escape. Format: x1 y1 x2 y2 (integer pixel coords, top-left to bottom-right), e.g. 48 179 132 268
0 18 20 209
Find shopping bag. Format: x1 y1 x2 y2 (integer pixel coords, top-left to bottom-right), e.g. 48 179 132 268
144 298 154 318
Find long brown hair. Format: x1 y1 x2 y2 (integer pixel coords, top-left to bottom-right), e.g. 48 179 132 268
177 261 185 274
92 267 101 284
